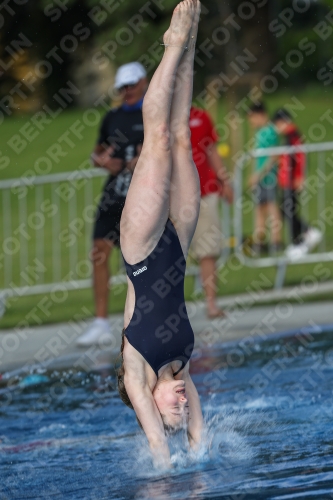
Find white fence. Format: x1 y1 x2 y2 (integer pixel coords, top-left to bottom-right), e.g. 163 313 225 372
0 168 110 316
0 167 230 317
233 141 333 288
1 140 332 318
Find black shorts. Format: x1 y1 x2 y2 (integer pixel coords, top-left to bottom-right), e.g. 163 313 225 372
253 184 277 205
93 207 122 245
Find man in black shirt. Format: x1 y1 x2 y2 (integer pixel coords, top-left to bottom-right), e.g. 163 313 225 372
77 62 147 346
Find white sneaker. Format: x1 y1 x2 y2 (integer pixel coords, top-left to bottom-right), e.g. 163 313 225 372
76 318 114 347
285 243 308 261
303 227 323 252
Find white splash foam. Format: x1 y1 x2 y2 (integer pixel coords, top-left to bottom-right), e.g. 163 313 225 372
124 404 257 479
39 424 67 433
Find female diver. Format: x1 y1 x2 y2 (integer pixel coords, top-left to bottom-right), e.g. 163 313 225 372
118 0 203 468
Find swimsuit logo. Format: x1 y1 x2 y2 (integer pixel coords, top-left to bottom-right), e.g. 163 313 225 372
133 266 147 276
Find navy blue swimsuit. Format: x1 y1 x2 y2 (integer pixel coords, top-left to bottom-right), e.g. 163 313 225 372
122 219 194 376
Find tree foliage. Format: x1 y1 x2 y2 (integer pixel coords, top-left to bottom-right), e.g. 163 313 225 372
1 0 332 109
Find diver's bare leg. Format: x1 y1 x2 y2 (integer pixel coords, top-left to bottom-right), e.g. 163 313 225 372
120 0 194 266
169 0 201 256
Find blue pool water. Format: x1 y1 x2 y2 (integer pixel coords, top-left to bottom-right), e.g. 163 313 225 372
1 327 333 499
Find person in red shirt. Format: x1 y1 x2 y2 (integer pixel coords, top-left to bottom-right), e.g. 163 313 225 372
189 106 233 318
273 108 322 259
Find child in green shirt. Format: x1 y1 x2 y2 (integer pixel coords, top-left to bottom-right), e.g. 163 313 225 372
247 102 282 253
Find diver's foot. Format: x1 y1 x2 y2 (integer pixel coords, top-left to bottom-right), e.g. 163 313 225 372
163 0 194 49
187 0 201 50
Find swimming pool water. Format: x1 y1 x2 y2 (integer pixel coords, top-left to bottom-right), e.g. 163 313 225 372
1 328 333 499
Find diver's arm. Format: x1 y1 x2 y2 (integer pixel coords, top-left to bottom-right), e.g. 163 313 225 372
125 374 171 469
183 372 204 449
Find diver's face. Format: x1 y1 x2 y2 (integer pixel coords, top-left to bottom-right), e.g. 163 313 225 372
153 380 189 429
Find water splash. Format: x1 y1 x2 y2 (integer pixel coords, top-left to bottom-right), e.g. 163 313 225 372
203 410 255 465
120 402 257 481
2 330 333 499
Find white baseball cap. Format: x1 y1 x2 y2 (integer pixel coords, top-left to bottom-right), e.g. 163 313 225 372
114 62 147 90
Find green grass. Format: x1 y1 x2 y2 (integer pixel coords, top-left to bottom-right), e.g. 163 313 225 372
1 87 333 329
1 257 333 329
252 291 333 308
1 109 98 178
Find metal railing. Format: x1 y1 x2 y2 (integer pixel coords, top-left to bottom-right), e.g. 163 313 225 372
0 168 110 316
2 140 331 317
0 167 231 317
233 141 333 288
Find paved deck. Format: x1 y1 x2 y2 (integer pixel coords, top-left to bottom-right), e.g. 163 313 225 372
1 282 332 376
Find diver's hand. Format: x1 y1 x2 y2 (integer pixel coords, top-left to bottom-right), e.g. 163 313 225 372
150 439 171 470
188 431 202 451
